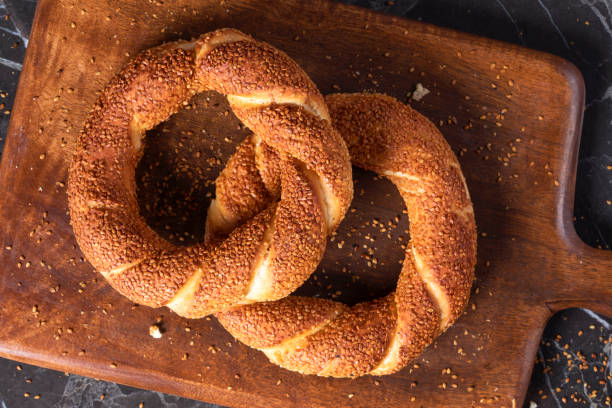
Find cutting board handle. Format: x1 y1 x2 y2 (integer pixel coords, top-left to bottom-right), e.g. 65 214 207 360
548 234 612 317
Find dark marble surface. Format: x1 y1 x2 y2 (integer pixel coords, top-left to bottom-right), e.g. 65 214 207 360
0 0 610 407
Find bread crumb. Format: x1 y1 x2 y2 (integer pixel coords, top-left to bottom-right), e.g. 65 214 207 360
411 83 430 101
149 324 162 338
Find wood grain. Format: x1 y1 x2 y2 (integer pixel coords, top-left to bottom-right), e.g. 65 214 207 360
0 1 609 407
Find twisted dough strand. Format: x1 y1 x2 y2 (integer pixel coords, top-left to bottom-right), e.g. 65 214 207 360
67 29 353 318
215 94 477 377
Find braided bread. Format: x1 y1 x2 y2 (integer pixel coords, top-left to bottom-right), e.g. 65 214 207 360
215 94 477 377
67 29 353 318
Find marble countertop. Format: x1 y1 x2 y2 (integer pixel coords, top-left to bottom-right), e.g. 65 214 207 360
0 0 610 407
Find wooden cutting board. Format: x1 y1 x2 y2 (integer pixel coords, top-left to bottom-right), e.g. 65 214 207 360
0 1 610 407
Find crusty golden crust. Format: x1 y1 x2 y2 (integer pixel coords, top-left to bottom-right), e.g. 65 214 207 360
67 29 353 317
218 296 348 349
262 295 397 377
214 94 477 377
205 136 271 240
328 94 476 329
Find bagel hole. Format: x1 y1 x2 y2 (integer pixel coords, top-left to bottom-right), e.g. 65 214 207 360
136 91 252 245
294 167 410 305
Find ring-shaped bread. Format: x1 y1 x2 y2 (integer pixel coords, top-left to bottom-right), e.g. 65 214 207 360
67 29 353 318
215 94 477 377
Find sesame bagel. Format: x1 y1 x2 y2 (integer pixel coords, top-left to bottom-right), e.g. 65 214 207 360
67 29 353 318
215 94 477 377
